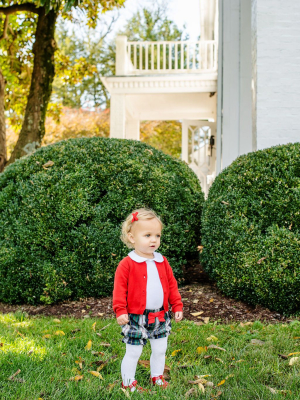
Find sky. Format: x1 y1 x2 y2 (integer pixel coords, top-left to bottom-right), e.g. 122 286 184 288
102 0 201 41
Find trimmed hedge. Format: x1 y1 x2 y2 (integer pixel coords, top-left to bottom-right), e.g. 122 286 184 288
201 143 300 315
0 137 204 304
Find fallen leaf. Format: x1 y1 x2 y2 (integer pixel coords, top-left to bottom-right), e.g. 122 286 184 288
185 387 197 397
43 160 54 169
266 386 277 394
206 335 218 342
196 346 207 354
75 358 84 369
289 357 300 366
257 257 267 264
191 312 204 317
293 336 300 339
192 299 199 304
225 374 234 379
203 317 210 324
99 323 111 331
73 375 84 381
204 355 212 359
120 388 130 398
138 360 150 368
250 339 265 345
43 334 51 339
198 383 205 393
278 354 288 360
92 322 96 331
215 358 224 363
8 369 21 381
53 319 61 323
99 342 111 347
215 391 222 397
89 371 103 379
107 380 119 391
54 331 65 336
205 381 214 387
235 359 245 363
91 351 105 356
85 340 92 350
288 352 300 356
209 298 214 303
217 379 225 386
208 345 226 352
221 201 229 205
17 331 25 338
171 349 182 356
188 378 207 385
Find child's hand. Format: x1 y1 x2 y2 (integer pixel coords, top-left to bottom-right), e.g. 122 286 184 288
117 314 129 325
175 311 183 322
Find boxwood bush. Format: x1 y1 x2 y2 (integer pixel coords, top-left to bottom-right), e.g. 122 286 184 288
0 137 204 304
201 143 300 315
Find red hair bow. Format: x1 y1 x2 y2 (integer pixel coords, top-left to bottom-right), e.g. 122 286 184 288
132 212 139 222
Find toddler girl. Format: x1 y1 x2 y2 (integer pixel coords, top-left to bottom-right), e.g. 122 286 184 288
113 208 183 392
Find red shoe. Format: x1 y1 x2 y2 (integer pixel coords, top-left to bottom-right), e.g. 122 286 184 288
121 380 148 393
151 375 169 388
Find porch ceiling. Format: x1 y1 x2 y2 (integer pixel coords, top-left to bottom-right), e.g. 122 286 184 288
125 92 217 120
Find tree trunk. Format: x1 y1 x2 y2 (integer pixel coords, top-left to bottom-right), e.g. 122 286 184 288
0 68 6 172
8 7 57 165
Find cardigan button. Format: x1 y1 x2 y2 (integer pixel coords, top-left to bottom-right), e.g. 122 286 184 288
144 276 146 278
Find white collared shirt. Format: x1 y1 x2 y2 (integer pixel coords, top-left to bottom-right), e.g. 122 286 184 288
128 251 164 310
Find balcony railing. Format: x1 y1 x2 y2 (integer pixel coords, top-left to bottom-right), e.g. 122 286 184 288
115 36 218 75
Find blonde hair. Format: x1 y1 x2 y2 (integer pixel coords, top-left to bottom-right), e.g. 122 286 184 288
121 208 163 249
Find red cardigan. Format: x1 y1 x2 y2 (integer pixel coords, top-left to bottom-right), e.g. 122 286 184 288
113 255 183 318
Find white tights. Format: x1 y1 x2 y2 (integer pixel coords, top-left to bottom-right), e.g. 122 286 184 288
121 336 168 386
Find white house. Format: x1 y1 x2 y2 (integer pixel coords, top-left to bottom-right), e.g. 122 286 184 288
101 0 300 195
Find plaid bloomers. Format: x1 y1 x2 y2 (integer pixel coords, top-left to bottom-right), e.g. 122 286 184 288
121 306 172 346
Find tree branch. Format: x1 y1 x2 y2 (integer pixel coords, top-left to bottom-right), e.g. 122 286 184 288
0 3 40 16
0 15 8 40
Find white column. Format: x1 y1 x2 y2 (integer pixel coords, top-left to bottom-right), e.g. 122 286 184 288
252 0 300 150
125 119 140 140
217 0 253 171
110 94 126 139
116 36 128 75
181 120 189 162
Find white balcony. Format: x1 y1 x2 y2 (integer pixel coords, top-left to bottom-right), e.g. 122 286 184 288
116 36 218 76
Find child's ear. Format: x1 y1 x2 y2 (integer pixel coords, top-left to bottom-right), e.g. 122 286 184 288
128 233 135 244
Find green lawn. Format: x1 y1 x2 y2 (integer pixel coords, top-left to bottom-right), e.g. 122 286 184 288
1 312 300 399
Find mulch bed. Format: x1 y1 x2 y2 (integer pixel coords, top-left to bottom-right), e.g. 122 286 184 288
0 282 292 324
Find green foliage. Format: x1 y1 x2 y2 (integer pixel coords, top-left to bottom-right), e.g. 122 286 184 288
201 143 300 316
52 2 187 109
0 138 204 304
141 120 181 159
0 12 37 131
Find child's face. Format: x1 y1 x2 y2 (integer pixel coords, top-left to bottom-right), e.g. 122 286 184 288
128 218 162 259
